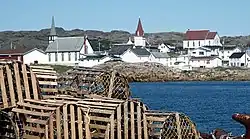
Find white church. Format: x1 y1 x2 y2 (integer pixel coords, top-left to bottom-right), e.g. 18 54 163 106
45 16 94 66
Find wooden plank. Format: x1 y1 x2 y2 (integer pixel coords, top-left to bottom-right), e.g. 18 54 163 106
56 108 61 139
148 124 164 128
104 123 110 139
130 101 135 139
31 71 57 76
6 65 16 106
117 104 122 139
39 81 58 86
78 104 117 110
108 71 116 98
41 88 58 93
77 107 83 139
78 101 119 107
30 71 38 100
143 105 148 139
90 124 107 130
63 105 69 139
13 63 23 102
30 65 54 70
36 74 57 79
24 126 45 133
110 113 115 139
49 115 54 139
45 125 49 139
0 68 8 108
17 102 57 111
80 107 114 114
124 101 128 139
12 108 52 117
90 115 110 122
31 68 56 73
26 118 48 125
25 99 63 106
146 116 168 122
22 64 30 99
84 114 91 139
70 105 76 139
24 134 42 139
137 102 142 139
175 113 182 139
5 65 16 106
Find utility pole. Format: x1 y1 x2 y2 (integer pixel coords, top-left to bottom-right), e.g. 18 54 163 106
98 41 101 53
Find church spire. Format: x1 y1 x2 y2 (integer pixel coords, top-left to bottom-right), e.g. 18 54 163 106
135 17 144 37
50 16 57 36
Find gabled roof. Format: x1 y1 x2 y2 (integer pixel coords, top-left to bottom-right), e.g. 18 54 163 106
203 45 221 50
46 37 86 52
109 45 132 55
135 18 144 37
190 56 219 60
130 48 150 56
50 16 57 36
0 48 45 55
229 52 245 58
151 52 169 58
185 30 217 40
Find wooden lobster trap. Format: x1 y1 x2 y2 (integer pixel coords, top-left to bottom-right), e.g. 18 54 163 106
145 111 200 139
11 99 64 139
30 65 58 96
0 60 41 109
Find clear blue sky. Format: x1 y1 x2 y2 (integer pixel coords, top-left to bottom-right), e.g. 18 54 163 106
1 0 250 36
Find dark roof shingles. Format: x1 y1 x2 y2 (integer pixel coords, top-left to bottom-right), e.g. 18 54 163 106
229 52 245 58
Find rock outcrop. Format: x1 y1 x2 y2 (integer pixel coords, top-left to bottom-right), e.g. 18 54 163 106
94 61 250 82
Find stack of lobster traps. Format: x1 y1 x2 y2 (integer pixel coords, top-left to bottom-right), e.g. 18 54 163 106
0 60 200 139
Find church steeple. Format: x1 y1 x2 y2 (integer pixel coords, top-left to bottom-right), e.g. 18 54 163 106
49 16 57 43
135 17 144 37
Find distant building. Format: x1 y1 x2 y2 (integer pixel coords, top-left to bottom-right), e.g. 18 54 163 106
134 18 146 47
183 30 222 50
79 54 121 67
219 46 242 66
149 52 169 65
0 48 46 64
158 43 175 53
45 16 94 66
189 56 222 68
121 47 151 63
229 52 249 67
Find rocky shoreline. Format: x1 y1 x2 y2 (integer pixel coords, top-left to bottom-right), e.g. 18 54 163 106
94 61 250 82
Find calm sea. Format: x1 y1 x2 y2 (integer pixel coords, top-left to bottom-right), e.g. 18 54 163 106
130 81 250 136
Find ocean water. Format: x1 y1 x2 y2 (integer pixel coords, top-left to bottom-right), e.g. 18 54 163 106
130 81 250 136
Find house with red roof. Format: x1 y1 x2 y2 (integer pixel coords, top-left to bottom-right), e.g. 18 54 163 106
0 47 47 64
183 30 222 50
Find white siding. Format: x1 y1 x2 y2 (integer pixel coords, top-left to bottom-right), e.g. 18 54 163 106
79 39 94 54
219 47 241 62
148 54 168 65
23 50 47 64
229 54 249 67
121 49 149 63
46 51 80 66
134 36 146 47
190 48 211 57
190 58 222 68
158 44 170 53
79 57 111 67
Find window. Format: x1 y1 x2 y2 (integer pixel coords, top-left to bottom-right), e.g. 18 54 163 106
228 51 230 53
75 52 77 61
61 53 64 61
198 41 200 46
231 63 233 66
198 60 200 62
187 41 189 47
192 52 196 54
193 42 195 46
241 63 244 66
199 52 204 55
206 60 210 64
55 53 58 61
68 52 71 61
48 53 51 62
209 41 211 45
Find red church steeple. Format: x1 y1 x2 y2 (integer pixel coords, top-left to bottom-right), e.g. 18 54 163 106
135 18 144 37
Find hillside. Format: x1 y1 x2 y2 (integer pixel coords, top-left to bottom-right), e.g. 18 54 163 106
0 27 250 51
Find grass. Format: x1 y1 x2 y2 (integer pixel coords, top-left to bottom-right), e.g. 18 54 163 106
30 64 72 74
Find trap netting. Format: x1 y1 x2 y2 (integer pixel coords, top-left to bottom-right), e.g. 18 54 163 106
89 70 131 100
161 112 200 139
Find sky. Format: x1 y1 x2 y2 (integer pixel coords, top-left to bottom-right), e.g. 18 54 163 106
1 0 250 36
